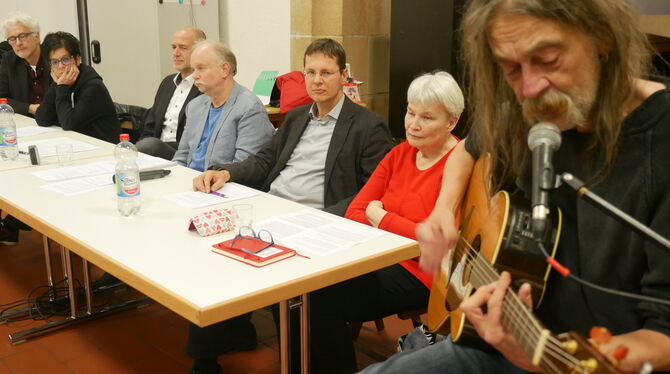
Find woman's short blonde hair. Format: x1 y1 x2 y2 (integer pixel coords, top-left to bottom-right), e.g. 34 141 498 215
407 71 464 117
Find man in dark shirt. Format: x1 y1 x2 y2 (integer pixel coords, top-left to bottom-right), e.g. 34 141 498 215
0 11 51 116
361 0 670 373
136 27 205 160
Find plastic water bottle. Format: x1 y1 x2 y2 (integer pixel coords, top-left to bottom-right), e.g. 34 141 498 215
114 133 141 216
0 98 18 161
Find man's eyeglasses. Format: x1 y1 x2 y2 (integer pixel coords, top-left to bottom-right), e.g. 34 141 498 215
230 228 275 255
303 70 340 80
6 32 34 44
49 56 74 67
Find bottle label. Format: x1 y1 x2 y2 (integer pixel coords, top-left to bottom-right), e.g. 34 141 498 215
115 172 140 197
0 128 17 146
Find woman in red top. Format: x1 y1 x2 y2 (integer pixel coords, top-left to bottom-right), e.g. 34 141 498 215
307 71 464 373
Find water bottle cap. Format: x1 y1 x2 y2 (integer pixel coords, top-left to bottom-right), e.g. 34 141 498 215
119 133 130 142
0 98 7 103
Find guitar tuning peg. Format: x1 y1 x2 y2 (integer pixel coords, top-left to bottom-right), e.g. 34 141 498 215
561 339 578 354
612 345 629 361
589 326 612 345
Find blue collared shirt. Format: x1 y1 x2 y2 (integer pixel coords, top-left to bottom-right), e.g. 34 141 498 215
188 104 225 171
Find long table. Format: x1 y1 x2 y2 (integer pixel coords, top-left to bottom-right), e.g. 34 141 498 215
0 119 419 373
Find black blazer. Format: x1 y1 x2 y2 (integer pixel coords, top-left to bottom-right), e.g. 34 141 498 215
212 95 394 216
141 73 201 143
0 50 52 116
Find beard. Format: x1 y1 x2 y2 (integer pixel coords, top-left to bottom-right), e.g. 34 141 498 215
522 87 595 130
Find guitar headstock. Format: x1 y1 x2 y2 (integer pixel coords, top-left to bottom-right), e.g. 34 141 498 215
549 328 626 374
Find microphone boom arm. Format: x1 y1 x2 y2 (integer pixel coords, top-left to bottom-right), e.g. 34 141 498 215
560 172 670 251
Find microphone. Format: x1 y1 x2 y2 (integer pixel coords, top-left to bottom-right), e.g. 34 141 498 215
527 122 561 238
112 169 171 183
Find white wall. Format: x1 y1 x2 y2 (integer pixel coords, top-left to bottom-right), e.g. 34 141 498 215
219 0 291 91
2 0 292 106
157 1 221 79
2 0 78 39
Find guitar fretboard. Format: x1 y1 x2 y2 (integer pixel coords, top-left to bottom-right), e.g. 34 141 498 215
455 238 589 373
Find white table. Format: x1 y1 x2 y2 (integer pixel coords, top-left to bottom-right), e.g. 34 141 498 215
13 113 40 128
0 153 418 372
2 114 117 172
0 160 416 324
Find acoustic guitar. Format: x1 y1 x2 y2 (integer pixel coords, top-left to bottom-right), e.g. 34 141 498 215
425 157 629 373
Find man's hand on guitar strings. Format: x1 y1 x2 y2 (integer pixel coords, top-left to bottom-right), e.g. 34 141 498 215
461 271 540 372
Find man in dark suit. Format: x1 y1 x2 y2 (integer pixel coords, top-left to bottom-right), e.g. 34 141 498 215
188 38 394 374
0 11 51 117
0 11 49 246
135 27 205 160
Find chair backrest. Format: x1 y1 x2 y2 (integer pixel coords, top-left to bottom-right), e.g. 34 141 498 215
114 102 148 143
0 41 12 67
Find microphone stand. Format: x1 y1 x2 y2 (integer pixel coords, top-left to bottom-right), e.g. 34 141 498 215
559 172 670 251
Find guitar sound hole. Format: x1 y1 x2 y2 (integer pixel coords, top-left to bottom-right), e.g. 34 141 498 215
465 236 481 283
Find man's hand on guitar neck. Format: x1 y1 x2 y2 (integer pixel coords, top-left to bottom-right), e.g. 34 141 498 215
460 271 542 373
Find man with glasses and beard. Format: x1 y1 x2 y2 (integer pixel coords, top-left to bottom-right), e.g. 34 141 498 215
359 0 670 373
35 31 119 144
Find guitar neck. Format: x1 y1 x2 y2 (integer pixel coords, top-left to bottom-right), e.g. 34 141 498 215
469 253 549 361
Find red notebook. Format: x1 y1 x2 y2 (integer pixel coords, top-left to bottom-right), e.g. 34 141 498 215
211 238 297 267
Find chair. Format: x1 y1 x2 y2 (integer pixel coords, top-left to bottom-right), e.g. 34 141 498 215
114 102 148 143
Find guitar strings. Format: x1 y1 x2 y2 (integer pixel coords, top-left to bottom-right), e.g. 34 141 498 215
454 239 583 372
453 237 585 371
455 238 585 371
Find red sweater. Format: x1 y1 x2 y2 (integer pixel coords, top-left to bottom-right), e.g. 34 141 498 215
345 139 458 288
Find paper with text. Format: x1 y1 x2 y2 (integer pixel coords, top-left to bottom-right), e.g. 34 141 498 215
40 174 112 196
255 210 386 256
32 154 175 182
17 126 60 138
163 183 259 209
19 137 99 157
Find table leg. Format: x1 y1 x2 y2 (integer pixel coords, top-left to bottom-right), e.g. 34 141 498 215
6 245 150 345
280 300 290 374
300 293 309 374
0 235 57 322
81 259 93 315
42 235 55 299
61 246 78 319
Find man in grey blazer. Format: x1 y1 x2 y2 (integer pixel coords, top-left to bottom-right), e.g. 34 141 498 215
136 27 205 160
172 40 274 172
188 38 394 374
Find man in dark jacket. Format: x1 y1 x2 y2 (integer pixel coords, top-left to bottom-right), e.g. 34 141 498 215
136 27 205 160
188 38 394 374
0 11 49 246
0 11 51 117
35 31 119 143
